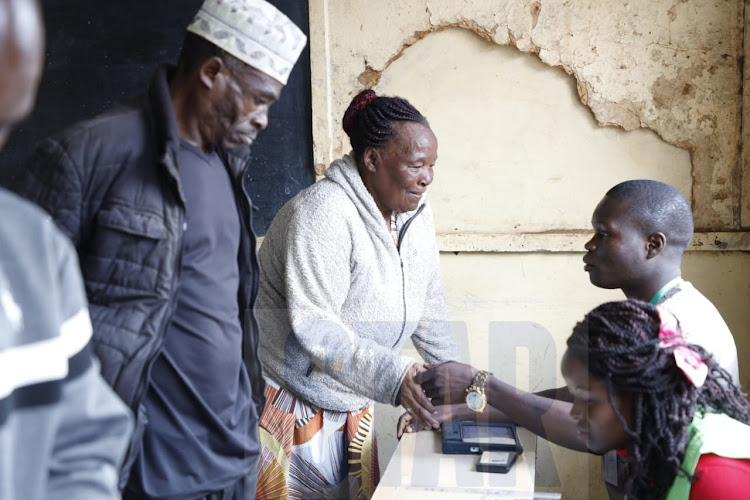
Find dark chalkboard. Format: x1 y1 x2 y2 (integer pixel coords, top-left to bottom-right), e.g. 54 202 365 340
0 0 314 235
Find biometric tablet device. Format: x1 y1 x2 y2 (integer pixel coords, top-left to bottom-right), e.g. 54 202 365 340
441 421 524 455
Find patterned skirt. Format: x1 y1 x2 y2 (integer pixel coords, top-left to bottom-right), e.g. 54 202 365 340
256 378 380 500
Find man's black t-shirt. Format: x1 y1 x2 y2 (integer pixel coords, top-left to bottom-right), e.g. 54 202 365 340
131 140 256 499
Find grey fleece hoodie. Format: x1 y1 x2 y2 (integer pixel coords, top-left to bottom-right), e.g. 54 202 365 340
257 153 459 412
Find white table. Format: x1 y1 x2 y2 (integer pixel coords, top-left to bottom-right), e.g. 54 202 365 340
373 427 538 499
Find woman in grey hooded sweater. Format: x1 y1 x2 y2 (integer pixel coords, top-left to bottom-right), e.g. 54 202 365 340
255 90 459 499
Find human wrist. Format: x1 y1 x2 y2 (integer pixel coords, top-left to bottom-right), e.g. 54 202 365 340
456 363 479 391
465 369 491 413
392 356 417 406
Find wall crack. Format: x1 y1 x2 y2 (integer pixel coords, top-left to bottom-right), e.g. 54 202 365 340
337 1 744 228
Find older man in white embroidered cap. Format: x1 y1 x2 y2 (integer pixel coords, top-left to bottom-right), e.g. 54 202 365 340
12 1 306 499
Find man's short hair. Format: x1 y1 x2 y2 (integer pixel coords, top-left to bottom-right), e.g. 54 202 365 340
606 180 694 251
175 32 248 79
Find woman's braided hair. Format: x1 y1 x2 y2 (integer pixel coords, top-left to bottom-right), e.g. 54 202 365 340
567 299 750 499
342 89 428 163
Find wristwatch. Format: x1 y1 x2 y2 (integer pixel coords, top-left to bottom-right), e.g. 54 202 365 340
465 370 491 412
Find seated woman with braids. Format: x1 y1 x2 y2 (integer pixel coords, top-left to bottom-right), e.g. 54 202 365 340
419 300 750 499
561 300 750 499
254 89 459 499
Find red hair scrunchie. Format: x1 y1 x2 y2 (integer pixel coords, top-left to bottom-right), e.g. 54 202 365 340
343 89 378 136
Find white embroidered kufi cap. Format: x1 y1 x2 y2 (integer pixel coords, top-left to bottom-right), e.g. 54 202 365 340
187 0 307 85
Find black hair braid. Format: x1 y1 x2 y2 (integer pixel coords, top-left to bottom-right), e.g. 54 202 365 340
342 89 428 162
567 299 750 499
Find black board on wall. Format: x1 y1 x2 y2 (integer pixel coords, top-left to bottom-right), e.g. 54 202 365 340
0 0 314 235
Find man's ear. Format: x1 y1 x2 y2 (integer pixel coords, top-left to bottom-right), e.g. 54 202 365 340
198 56 224 89
646 232 666 258
363 147 378 173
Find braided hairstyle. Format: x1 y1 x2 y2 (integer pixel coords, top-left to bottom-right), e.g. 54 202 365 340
342 89 428 163
567 300 750 499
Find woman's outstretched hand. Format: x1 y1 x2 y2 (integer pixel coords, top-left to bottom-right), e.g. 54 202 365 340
397 363 439 431
397 403 476 438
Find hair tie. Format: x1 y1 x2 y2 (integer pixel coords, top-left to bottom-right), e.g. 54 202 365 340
353 89 377 111
343 89 378 136
657 307 708 388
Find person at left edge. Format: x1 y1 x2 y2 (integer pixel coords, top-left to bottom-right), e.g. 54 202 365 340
0 0 133 499
12 1 307 499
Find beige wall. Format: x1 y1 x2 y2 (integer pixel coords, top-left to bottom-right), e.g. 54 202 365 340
309 1 749 498
311 0 744 229
375 28 692 234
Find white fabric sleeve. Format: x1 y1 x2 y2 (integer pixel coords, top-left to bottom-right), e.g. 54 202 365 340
283 211 416 405
45 360 133 500
45 227 133 500
409 205 459 364
411 261 460 364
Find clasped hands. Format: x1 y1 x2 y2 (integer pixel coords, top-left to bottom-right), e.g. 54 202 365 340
396 360 479 438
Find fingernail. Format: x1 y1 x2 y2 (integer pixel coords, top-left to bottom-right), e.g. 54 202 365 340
407 426 413 432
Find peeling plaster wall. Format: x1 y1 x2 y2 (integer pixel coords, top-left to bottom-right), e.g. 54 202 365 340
375 28 692 233
311 0 744 229
308 1 749 498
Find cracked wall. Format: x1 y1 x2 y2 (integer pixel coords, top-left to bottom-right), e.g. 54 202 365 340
311 0 744 230
374 27 692 234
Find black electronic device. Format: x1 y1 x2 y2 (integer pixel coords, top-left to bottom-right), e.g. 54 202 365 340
441 421 524 455
475 450 519 473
